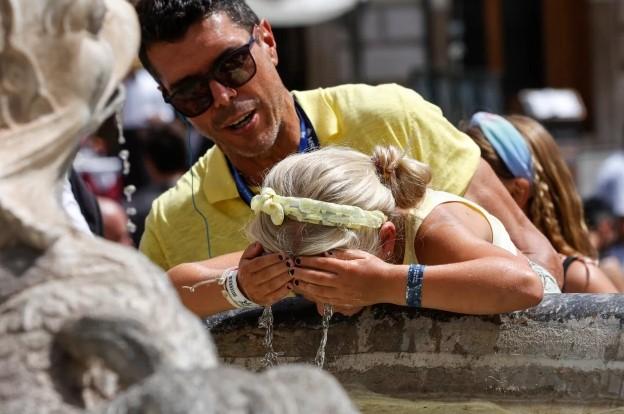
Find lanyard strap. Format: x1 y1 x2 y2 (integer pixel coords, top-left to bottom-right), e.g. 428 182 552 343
228 99 319 205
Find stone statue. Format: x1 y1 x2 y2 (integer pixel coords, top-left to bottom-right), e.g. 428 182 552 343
0 0 358 412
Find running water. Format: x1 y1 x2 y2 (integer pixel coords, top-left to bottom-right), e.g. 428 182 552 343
258 303 334 368
118 149 131 176
122 184 137 234
115 108 137 234
259 306 282 368
115 106 126 145
314 303 334 368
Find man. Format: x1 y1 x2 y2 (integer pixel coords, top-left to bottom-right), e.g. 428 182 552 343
135 0 560 317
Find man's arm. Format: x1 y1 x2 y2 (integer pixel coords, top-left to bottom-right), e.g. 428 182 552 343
464 159 563 286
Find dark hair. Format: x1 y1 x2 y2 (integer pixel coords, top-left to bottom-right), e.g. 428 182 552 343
135 0 259 78
139 124 187 174
584 197 614 230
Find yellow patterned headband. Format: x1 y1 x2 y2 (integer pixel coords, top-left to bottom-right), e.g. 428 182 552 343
250 188 387 229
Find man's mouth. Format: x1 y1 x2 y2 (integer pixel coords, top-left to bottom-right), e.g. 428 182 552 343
226 111 255 130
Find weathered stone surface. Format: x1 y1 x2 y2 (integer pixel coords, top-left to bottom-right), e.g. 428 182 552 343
103 365 358 414
210 294 624 406
0 0 357 412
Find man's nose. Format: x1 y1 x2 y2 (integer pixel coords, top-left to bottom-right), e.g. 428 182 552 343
209 79 237 108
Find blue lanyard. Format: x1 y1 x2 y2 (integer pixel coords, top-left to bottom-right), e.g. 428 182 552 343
227 99 319 205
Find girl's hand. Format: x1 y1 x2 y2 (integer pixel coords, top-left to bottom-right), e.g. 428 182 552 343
292 249 398 307
237 242 294 306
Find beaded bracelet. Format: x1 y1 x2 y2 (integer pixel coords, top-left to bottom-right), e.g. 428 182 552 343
406 264 425 308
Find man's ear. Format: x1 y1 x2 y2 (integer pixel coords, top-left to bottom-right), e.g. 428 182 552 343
258 19 278 66
379 221 397 261
507 178 532 211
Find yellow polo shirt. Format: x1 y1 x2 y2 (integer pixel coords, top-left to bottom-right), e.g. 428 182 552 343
140 83 480 270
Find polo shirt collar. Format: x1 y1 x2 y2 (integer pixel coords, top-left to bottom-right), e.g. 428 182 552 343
201 146 241 204
292 89 338 140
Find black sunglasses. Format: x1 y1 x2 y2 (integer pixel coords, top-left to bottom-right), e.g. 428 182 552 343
162 31 258 118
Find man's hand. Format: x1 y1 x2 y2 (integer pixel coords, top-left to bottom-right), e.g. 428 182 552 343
292 249 394 308
237 242 294 306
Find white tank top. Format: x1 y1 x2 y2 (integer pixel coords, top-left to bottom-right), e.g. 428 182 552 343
402 189 560 293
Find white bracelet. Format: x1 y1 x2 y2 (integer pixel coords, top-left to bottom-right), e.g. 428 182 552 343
218 267 259 309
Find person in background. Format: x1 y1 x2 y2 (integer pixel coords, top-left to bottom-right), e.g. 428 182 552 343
63 168 103 236
134 0 561 317
129 123 187 245
98 197 134 247
594 152 624 267
122 63 177 190
244 146 551 317
584 197 624 291
463 113 620 293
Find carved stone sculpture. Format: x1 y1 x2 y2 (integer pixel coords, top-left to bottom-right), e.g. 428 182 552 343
0 1 357 412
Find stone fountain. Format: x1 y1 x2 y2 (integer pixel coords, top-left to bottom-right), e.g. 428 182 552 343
0 0 357 412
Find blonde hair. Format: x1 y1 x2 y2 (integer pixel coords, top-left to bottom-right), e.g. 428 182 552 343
464 115 596 258
247 146 431 256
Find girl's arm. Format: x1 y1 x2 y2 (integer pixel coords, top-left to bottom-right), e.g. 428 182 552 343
167 243 293 317
293 202 543 315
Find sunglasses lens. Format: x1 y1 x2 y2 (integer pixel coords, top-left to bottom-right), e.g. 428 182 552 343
215 46 256 87
169 82 213 117
168 39 256 117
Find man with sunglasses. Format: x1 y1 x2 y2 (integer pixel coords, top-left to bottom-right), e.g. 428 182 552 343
135 0 561 317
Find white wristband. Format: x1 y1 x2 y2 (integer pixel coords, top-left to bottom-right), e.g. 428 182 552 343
218 267 259 309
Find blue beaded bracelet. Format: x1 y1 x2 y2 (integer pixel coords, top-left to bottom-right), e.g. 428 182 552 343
406 264 425 308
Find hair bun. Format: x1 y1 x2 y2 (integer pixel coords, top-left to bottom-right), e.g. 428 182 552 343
371 146 431 209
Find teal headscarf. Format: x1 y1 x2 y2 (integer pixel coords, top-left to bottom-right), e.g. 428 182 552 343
470 112 534 182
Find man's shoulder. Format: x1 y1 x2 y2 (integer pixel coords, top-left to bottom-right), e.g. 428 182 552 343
295 83 419 107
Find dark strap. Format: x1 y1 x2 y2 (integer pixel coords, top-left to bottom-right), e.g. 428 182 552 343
69 167 103 236
561 255 583 292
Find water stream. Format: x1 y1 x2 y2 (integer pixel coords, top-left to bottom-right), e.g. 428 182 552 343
258 303 334 369
259 306 282 368
314 303 334 368
115 109 137 234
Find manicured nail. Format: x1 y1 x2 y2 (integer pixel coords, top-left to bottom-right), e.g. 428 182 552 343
287 284 292 290
288 269 295 276
294 279 299 286
278 254 284 261
286 260 292 268
295 257 301 265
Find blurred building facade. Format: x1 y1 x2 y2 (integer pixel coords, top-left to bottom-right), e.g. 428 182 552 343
268 0 624 195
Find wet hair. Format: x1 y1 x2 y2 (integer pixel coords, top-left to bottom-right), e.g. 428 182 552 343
134 0 259 77
463 115 596 258
247 146 431 256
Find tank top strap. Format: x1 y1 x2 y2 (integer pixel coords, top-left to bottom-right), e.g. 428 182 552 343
403 189 517 265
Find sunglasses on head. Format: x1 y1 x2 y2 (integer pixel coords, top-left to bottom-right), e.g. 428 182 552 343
162 29 258 118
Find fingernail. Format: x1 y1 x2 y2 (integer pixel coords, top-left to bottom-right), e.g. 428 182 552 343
327 250 334 256
288 269 295 276
278 254 284 261
286 260 292 268
287 283 293 290
295 257 301 265
294 279 299 286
